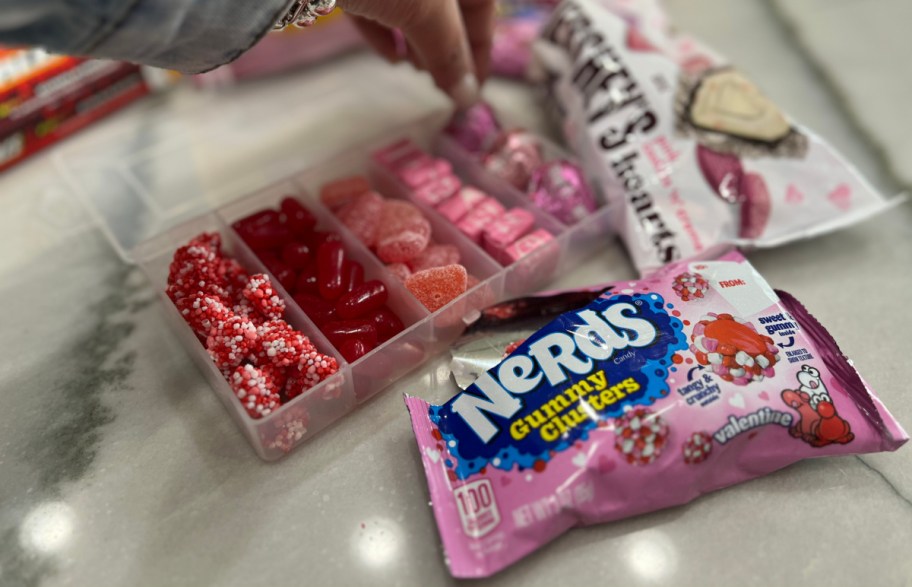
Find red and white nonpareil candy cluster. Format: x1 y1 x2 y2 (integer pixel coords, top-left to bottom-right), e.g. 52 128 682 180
166 232 339 419
370 138 558 268
682 431 713 465
613 407 669 465
232 197 406 363
444 102 599 226
690 312 780 385
320 174 478 313
672 271 709 301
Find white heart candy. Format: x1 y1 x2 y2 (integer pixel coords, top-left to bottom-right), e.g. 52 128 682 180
728 393 746 409
425 447 441 463
572 452 587 468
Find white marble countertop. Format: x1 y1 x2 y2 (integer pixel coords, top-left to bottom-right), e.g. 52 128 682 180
1 1 910 586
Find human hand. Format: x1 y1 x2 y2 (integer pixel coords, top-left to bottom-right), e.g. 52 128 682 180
338 0 495 109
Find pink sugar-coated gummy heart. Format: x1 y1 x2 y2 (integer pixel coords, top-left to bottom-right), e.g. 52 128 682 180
337 191 384 247
376 226 431 263
405 264 468 312
502 228 555 264
320 176 371 210
739 172 771 239
386 262 412 282
696 145 744 204
483 207 535 262
376 200 426 241
436 186 488 223
456 197 506 243
412 174 462 207
409 244 461 272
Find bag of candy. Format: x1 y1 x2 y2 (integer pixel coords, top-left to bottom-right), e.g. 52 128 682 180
404 250 907 578
531 0 903 275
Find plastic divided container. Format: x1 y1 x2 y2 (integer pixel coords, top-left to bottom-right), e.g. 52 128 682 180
56 64 618 459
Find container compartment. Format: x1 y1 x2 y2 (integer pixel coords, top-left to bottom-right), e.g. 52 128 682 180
134 212 353 461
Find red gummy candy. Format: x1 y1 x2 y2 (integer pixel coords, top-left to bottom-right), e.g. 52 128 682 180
404 264 468 312
280 241 312 270
294 264 319 295
336 280 389 319
317 241 346 301
338 338 370 363
408 244 461 272
280 197 317 236
322 320 379 349
342 260 364 292
337 191 384 247
320 176 372 210
308 230 342 251
368 307 405 342
233 210 292 251
292 293 336 326
242 274 287 320
273 266 297 293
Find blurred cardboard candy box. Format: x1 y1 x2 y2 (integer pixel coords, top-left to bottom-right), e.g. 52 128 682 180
0 48 153 173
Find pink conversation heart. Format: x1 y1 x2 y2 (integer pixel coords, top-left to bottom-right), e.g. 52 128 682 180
759 391 770 401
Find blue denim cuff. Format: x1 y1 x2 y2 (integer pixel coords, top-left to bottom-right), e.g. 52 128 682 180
0 0 292 74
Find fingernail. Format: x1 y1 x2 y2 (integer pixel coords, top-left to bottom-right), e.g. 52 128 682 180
449 74 480 111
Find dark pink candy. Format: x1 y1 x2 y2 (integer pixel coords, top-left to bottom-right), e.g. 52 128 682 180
444 102 502 155
528 160 598 225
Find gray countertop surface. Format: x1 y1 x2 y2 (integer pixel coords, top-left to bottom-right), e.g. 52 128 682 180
1 1 910 586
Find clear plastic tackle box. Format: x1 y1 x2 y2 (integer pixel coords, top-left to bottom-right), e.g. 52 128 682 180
55 60 618 459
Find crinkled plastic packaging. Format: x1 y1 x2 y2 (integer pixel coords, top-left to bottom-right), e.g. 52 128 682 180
532 0 903 275
405 251 907 578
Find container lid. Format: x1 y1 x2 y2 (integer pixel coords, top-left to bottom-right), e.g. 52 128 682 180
54 56 449 263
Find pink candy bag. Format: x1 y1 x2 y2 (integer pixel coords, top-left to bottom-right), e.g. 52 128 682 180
532 0 903 274
405 250 907 578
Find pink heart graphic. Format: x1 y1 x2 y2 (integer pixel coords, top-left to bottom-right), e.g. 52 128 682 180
758 391 770 401
828 184 852 211
597 456 617 474
500 476 512 487
785 184 804 205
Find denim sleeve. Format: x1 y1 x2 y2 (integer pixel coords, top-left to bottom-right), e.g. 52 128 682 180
0 0 292 73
